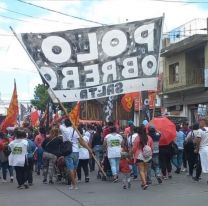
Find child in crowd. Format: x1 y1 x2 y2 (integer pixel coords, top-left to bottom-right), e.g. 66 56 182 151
119 152 131 189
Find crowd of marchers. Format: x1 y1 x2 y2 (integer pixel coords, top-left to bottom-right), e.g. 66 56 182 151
0 117 208 191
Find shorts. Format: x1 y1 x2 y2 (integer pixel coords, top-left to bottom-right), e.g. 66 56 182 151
65 152 79 171
136 159 152 164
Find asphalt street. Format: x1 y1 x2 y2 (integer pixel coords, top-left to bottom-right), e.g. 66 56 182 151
0 171 208 206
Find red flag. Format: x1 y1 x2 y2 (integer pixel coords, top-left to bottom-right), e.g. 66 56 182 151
148 91 157 109
0 81 19 132
121 94 134 112
134 92 142 112
69 102 80 126
31 110 39 127
121 92 140 112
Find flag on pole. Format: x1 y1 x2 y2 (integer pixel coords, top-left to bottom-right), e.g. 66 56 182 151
0 80 19 132
148 91 157 110
121 92 141 112
30 110 39 127
69 102 80 126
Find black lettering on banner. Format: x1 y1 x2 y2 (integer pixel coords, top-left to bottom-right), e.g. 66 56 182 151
80 90 88 99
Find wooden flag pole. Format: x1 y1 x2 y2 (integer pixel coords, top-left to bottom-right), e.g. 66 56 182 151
50 89 107 177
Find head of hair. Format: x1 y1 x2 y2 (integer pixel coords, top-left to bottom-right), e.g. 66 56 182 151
133 126 139 133
96 125 103 134
137 125 148 148
64 119 72 127
49 127 59 138
176 124 181 132
193 123 199 130
109 126 117 133
107 122 114 127
39 127 46 135
16 128 26 139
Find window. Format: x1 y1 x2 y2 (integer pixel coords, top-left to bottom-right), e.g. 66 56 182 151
169 63 179 84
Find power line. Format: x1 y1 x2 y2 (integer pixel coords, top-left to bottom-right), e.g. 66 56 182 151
147 0 208 3
0 14 35 23
17 0 107 26
0 6 73 25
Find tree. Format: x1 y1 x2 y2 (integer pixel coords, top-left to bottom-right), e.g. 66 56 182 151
31 84 49 111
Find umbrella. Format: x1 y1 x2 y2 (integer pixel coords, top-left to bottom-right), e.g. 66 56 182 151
148 117 176 145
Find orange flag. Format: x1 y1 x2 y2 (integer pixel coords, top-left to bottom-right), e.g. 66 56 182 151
31 110 39 127
0 81 19 132
121 92 141 112
148 91 157 109
69 102 80 126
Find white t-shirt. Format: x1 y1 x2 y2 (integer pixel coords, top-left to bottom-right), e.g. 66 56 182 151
79 135 90 160
9 139 28 167
128 133 138 148
60 125 80 153
197 127 208 150
106 133 122 158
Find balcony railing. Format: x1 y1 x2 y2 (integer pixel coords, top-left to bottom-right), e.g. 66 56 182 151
186 68 204 86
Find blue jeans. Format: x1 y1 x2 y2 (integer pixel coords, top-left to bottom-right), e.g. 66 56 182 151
132 164 138 177
93 145 103 162
1 161 13 180
65 152 79 171
172 149 183 170
109 157 120 176
147 154 161 182
37 147 43 173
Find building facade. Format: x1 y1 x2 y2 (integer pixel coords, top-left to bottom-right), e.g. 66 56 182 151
162 33 208 124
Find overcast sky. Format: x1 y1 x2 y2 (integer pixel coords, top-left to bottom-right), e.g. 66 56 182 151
0 0 208 101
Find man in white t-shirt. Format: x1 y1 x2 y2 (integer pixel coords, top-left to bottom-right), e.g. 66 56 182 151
59 119 91 190
194 118 208 182
104 126 123 182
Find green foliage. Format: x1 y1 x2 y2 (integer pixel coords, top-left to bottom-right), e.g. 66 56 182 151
31 84 49 111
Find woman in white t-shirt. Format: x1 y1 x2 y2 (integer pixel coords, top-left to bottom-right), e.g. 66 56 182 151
104 126 123 183
77 129 90 183
9 128 29 189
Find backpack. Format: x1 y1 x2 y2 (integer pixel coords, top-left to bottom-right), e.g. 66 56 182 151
142 145 152 162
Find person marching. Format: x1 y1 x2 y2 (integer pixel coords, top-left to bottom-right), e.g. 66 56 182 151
133 125 153 190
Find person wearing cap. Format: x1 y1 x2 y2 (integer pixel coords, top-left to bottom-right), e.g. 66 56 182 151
193 118 208 183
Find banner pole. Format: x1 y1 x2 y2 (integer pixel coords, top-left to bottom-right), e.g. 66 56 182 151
49 88 107 177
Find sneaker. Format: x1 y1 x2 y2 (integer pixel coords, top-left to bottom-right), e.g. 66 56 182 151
156 176 162 184
29 183 33 186
17 185 24 189
2 179 7 183
142 184 148 190
168 175 172 179
77 179 81 183
128 182 131 189
49 180 54 184
113 178 119 183
43 179 47 184
181 168 187 172
192 177 200 182
85 177 90 183
175 168 180 174
162 176 168 180
69 185 78 190
24 184 29 189
133 176 138 180
123 185 127 189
